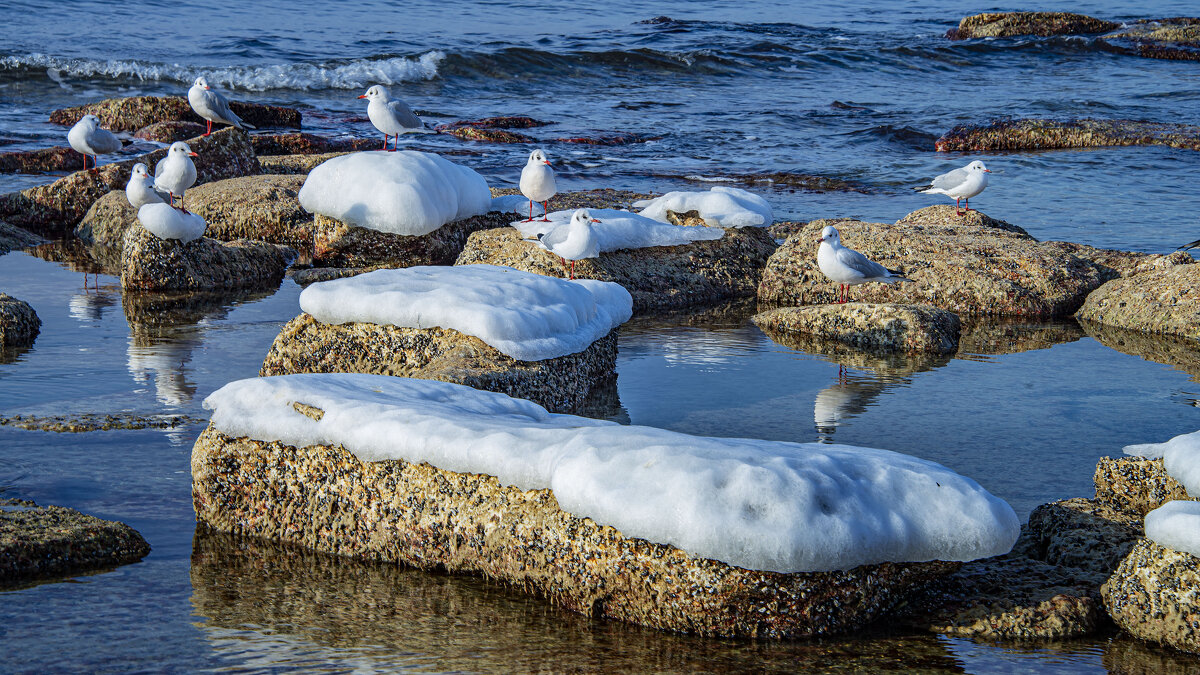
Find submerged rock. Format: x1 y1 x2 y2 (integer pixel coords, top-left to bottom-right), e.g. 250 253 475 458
0 498 150 585
313 211 512 268
133 121 207 144
1075 264 1200 339
120 226 294 292
249 133 379 156
0 146 86 174
935 118 1200 153
1102 539 1200 654
1102 18 1200 61
958 318 1085 356
0 293 40 348
945 12 1119 40
260 314 618 414
753 304 960 355
50 95 301 132
1094 456 1193 517
0 221 41 254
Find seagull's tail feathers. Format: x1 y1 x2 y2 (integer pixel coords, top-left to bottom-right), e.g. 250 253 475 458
885 268 914 283
914 184 937 194
240 121 256 130
1177 239 1200 252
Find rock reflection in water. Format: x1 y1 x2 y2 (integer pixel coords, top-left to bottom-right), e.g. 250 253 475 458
957 318 1086 357
1079 319 1200 382
189 528 967 674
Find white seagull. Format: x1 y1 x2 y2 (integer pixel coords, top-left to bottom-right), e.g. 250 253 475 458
816 225 912 303
532 208 601 280
916 160 991 215
358 84 430 151
126 163 169 209
188 76 255 136
519 148 556 222
154 142 198 212
67 114 122 173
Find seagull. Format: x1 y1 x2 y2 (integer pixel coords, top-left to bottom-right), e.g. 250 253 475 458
67 114 122 173
519 149 556 222
532 208 601 280
188 76 255 136
126 163 169 209
816 225 912 303
154 142 198 212
916 160 991 215
358 84 431 151
1178 239 1200 252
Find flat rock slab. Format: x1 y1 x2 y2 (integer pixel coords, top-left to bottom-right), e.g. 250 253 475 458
758 206 1109 319
250 133 379 156
259 315 618 414
946 12 1119 39
1075 264 1200 339
0 293 40 348
1 498 150 585
191 425 958 638
936 118 1200 153
0 127 260 234
753 303 960 355
0 146 85 174
134 121 208 144
50 95 301 132
1102 539 1200 654
456 226 778 312
121 226 294 292
314 212 514 268
1022 498 1143 580
1094 456 1193 517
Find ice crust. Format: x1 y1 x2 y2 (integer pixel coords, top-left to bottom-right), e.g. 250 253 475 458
298 151 492 236
511 208 724 251
1144 500 1200 558
633 186 773 228
298 265 633 362
204 373 1021 573
137 203 206 243
1124 430 1200 497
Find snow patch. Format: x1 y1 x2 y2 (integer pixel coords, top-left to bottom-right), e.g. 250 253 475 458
1144 500 1200 558
512 208 723 251
1124 429 1200 496
298 151 492 236
137 203 206 243
299 265 632 362
204 373 1021 573
634 186 773 228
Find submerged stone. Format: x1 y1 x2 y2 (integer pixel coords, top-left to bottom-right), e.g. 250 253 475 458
945 12 1119 40
1 498 150 586
935 118 1200 153
1101 18 1200 61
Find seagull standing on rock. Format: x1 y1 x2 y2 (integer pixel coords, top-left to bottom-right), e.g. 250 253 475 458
67 114 122 173
188 76 255 136
154 142 198 212
519 149 556 222
533 208 601 280
816 225 912 303
126 163 169 209
916 160 990 215
358 84 430 151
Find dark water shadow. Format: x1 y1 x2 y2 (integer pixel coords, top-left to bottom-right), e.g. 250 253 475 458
957 317 1086 358
1079 319 1200 382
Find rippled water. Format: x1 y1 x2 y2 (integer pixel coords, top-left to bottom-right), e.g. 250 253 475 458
2 0 1200 671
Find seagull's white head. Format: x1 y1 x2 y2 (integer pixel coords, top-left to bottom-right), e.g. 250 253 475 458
193 76 210 90
817 225 841 245
79 114 100 128
528 148 550 166
967 160 991 173
358 85 389 102
571 208 601 226
132 163 151 179
169 141 198 158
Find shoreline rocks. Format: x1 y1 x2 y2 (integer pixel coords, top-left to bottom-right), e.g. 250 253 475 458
120 226 294 292
50 95 301 132
1102 539 1200 654
946 12 1119 40
1 498 150 586
1075 264 1200 339
1094 456 1193 516
133 121 208 144
753 304 960 355
0 293 40 349
935 118 1200 153
1103 18 1200 62
314 211 513 268
0 146 86 174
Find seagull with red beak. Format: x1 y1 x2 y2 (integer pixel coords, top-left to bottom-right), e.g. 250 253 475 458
816 225 912 303
519 148 556 222
534 208 601 280
154 142 199 212
916 160 991 216
358 84 430 151
188 77 254 136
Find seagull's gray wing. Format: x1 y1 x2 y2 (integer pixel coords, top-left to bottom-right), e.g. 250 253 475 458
836 245 890 279
92 127 123 154
154 156 167 178
536 225 570 251
387 99 423 129
205 89 245 127
1178 238 1200 251
929 167 968 191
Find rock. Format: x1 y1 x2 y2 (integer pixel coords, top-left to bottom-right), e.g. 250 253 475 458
0 146 85 174
441 116 551 130
1079 319 1200 381
1094 456 1193 517
133 121 207 144
1042 242 1193 278
50 95 301 132
1101 18 1200 62
0 220 41 253
257 151 352 175
259 314 618 414
655 171 868 193
768 220 808 240
0 127 260 235
75 190 135 247
945 12 1119 40
286 265 376 285
1075 264 1200 339
191 424 960 638
313 211 512 268
490 187 656 213
439 126 535 143
554 132 659 146
457 225 778 312
752 304 960 355
1102 538 1200 654
120 226 294 291
935 118 1200 153
249 133 379 156
0 498 150 585
0 293 40 349
758 207 1109 318
1103 634 1200 674
1022 498 1143 580
0 413 202 432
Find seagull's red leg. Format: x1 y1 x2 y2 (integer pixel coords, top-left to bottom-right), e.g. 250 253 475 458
539 200 550 222
205 119 212 136
964 197 971 213
524 200 534 222
569 260 576 280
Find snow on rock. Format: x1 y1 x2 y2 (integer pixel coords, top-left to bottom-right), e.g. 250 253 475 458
512 208 724 251
298 264 633 362
136 203 206 243
297 151 492 236
204 373 1020 573
633 186 773 228
1144 500 1200 558
491 194 544 218
1124 430 1200 497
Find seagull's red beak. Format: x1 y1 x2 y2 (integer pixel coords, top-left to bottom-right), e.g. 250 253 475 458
357 94 367 99
816 236 824 243
188 152 199 157
591 218 601 223
983 169 991 173
204 86 211 90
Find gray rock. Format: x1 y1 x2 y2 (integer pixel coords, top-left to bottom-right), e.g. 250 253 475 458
1102 538 1200 654
0 293 40 349
753 303 960 355
1 498 150 586
1076 263 1200 339
120 226 294 292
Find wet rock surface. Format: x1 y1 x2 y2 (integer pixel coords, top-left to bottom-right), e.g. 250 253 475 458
753 304 960 355
50 95 301 132
1102 539 1200 654
0 413 203 432
946 12 1119 40
1102 18 1200 61
1041 242 1193 278
935 118 1200 153
133 121 208 144
259 314 619 414
1 498 150 586
120 226 294 292
656 171 867 194
0 293 40 349
1094 457 1194 517
313 211 512 268
0 146 86 174
257 151 353 175
0 221 41 253
1075 263 1200 339
191 425 959 638
249 133 379 156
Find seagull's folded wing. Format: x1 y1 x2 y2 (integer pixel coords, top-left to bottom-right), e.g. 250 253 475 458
837 246 889 279
930 167 968 191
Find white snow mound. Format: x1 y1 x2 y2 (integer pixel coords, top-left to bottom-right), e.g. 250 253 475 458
136 203 206 243
491 195 545 218
1124 429 1200 497
512 208 724 251
204 373 1021 573
1144 500 1200 558
299 264 633 362
298 151 492 236
633 186 773 228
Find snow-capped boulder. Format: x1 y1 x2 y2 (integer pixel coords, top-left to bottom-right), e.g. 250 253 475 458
634 186 773 228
